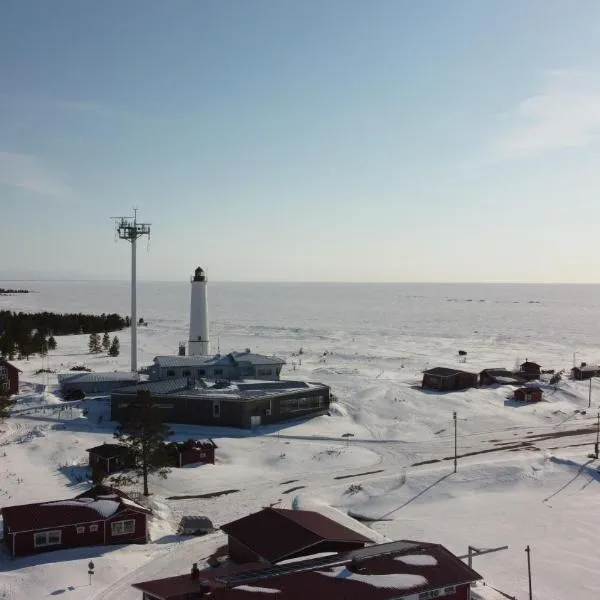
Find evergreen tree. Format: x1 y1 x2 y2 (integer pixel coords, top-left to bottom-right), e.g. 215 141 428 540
113 391 172 496
88 332 101 353
47 336 57 351
108 336 120 357
101 332 111 352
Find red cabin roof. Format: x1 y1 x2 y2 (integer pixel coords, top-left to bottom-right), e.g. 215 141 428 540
221 507 372 563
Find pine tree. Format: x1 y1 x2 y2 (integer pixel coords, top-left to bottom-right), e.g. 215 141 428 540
113 391 172 496
88 333 101 354
102 332 111 352
47 336 57 351
108 336 120 357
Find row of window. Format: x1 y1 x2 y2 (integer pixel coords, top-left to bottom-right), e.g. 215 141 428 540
165 368 220 377
279 395 327 414
32 520 136 548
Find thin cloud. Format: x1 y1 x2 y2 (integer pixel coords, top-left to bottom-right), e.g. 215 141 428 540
490 70 600 160
0 92 113 117
0 152 71 198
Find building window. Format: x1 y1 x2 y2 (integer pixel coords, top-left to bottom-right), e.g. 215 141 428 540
213 369 223 376
258 369 272 376
90 524 99 532
34 530 62 547
213 402 220 418
197 369 205 376
166 370 175 377
76 526 85 534
182 370 191 377
111 520 136 536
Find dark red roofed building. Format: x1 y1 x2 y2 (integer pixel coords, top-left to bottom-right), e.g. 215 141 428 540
1 485 150 557
87 443 136 475
0 358 21 396
422 367 478 391
132 539 483 600
221 507 372 564
513 387 543 402
164 438 217 467
519 360 541 378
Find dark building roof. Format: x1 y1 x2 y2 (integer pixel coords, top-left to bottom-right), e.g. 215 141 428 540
572 365 600 373
167 439 217 453
221 507 372 563
520 361 541 369
132 539 483 600
178 516 214 532
0 359 22 373
2 486 148 534
86 443 133 458
423 367 476 377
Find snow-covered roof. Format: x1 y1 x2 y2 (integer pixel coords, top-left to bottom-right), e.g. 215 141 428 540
42 498 120 518
58 371 139 384
152 351 285 369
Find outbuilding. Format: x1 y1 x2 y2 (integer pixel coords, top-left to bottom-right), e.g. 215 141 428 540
87 443 136 475
0 358 21 396
221 507 372 565
1 485 150 557
513 387 543 403
519 360 541 377
164 439 217 467
479 368 526 387
571 363 600 380
422 367 478 391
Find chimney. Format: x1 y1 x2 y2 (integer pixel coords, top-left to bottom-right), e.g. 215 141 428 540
581 362 587 368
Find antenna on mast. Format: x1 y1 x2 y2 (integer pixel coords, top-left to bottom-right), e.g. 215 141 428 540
110 209 151 373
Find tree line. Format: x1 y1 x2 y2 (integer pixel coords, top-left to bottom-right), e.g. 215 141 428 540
0 310 129 360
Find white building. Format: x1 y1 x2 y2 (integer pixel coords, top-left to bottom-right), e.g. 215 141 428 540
188 266 210 356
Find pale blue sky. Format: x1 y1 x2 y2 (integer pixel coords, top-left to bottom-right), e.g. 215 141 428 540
2 1 600 282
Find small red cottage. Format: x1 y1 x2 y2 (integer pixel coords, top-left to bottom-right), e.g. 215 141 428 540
221 507 372 564
165 439 217 467
87 443 136 475
514 387 543 402
1 485 150 557
0 359 21 396
132 538 483 600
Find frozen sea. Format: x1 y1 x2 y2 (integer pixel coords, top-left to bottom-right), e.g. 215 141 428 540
2 281 600 370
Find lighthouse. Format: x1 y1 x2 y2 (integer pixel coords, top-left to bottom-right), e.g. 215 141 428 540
188 266 210 356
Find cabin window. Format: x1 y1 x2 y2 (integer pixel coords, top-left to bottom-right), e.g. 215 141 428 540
90 524 99 532
258 369 272 376
34 530 62 547
197 369 205 376
76 526 85 534
213 369 223 376
0 366 7 377
213 402 220 418
111 519 136 536
182 370 191 377
166 370 175 377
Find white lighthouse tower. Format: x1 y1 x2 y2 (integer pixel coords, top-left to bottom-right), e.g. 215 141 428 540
188 266 210 356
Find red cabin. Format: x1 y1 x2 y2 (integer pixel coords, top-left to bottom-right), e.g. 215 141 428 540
165 438 217 467
0 359 21 396
2 485 150 557
514 387 543 402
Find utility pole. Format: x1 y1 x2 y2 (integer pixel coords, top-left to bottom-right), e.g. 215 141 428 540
525 545 533 600
453 411 458 473
589 377 592 409
112 209 151 373
594 411 600 460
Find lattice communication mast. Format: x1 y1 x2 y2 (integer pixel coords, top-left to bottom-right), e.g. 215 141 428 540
112 209 151 373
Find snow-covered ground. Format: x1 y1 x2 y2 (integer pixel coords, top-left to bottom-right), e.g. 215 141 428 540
1 281 600 599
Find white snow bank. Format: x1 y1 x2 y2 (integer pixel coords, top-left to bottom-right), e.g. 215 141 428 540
317 565 427 589
42 499 120 518
395 554 437 566
235 585 280 594
291 494 387 543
